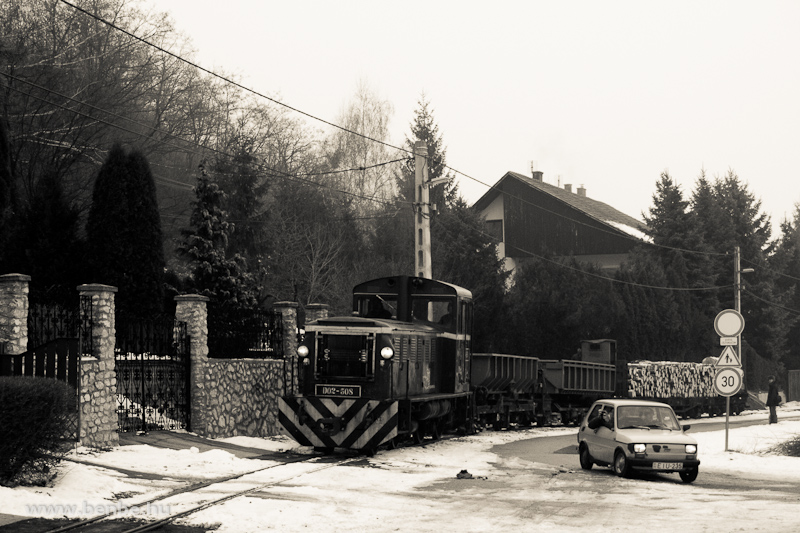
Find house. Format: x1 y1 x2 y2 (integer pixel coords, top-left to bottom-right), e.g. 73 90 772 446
473 170 647 274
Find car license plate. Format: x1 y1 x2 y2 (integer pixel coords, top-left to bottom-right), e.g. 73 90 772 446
653 462 682 470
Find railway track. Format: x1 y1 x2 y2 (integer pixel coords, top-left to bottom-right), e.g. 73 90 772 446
41 454 361 533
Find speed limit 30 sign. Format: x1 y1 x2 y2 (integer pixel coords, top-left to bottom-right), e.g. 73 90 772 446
714 367 743 397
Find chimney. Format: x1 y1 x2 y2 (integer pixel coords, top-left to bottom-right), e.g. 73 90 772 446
577 185 586 197
564 184 572 193
532 170 543 181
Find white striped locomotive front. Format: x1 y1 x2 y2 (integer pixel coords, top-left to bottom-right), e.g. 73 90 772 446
279 318 402 453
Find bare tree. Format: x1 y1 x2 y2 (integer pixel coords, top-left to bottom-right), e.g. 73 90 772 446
323 79 399 219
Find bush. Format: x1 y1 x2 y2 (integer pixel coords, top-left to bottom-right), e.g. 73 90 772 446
771 435 800 457
0 376 76 486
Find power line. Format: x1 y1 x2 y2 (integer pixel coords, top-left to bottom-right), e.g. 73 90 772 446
431 211 733 292
57 0 410 157
744 288 800 316
6 80 408 207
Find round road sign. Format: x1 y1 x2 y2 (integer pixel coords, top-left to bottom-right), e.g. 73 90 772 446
714 309 745 338
714 367 743 397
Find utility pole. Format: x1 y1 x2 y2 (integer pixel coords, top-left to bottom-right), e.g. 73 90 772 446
414 140 431 279
734 246 755 386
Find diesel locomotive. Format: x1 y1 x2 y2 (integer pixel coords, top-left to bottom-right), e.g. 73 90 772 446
278 276 474 454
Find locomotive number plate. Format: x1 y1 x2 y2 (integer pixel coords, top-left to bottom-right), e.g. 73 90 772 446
316 385 362 397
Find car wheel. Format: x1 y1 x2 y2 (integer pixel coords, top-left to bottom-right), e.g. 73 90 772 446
579 445 594 470
679 467 699 483
613 450 631 478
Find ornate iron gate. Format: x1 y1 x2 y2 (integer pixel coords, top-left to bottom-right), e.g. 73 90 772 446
0 297 92 441
115 315 190 432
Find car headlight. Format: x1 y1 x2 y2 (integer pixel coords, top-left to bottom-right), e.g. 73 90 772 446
297 345 309 357
380 346 394 359
685 444 697 454
633 443 646 453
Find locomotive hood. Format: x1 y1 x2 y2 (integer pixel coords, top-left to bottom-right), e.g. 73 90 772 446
306 315 439 333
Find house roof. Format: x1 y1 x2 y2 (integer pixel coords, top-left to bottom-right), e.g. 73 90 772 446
473 171 649 241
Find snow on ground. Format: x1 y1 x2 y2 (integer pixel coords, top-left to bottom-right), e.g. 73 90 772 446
1 402 799 532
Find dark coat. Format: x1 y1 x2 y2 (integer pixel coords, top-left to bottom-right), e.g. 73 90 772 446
766 381 781 407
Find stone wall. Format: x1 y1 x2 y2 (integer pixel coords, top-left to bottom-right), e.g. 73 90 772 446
201 359 284 438
177 297 299 439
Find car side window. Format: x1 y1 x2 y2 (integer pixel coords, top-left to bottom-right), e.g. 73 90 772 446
587 404 613 430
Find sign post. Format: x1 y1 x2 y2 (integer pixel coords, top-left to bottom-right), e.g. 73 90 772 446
713 309 744 452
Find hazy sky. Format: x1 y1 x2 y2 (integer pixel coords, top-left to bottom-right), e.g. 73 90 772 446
163 0 800 238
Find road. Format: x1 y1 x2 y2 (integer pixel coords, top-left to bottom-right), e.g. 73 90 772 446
491 413 800 497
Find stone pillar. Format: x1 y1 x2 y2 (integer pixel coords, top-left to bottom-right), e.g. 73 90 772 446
0 274 30 356
175 294 209 436
273 301 299 359
273 301 299 395
304 303 329 323
77 284 119 448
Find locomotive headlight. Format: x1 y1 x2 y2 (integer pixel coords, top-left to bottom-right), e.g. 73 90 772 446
297 345 309 357
685 444 697 454
380 346 394 360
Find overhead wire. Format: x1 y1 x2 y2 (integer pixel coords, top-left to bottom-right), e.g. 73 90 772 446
57 0 411 157
5 78 408 208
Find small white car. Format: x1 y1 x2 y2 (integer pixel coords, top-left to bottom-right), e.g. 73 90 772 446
577 399 700 483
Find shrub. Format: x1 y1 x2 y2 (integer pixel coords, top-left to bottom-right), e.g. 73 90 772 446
771 435 800 457
0 376 76 486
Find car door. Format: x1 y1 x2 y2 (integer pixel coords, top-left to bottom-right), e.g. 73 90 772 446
593 405 616 464
581 403 613 464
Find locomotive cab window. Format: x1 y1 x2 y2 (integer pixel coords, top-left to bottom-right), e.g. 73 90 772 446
357 295 396 319
411 296 460 333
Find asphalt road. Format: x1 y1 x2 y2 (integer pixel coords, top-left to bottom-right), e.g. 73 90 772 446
491 413 800 495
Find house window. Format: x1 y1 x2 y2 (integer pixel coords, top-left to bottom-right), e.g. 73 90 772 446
485 219 503 242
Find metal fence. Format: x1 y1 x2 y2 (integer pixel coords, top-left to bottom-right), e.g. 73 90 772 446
207 307 283 359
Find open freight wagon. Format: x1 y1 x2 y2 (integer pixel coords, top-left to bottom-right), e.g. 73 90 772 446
471 340 617 427
471 340 747 427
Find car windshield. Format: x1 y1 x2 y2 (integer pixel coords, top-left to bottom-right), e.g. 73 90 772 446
617 405 681 430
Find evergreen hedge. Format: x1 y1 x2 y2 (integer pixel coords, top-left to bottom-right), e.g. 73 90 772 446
0 376 76 486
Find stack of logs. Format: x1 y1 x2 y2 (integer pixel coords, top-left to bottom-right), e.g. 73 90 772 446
627 361 716 399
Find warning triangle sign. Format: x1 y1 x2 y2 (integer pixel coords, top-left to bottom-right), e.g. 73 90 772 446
715 345 741 367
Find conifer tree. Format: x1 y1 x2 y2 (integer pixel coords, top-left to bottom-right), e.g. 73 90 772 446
0 116 14 247
642 172 719 359
87 144 165 317
178 164 256 311
397 95 458 209
5 172 86 304
87 144 133 287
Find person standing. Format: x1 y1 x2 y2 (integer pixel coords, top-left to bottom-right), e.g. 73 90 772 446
766 375 780 424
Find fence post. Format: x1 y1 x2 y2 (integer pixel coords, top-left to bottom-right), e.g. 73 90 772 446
273 301 299 395
0 274 30 358
304 303 329 323
76 284 119 448
175 294 210 437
